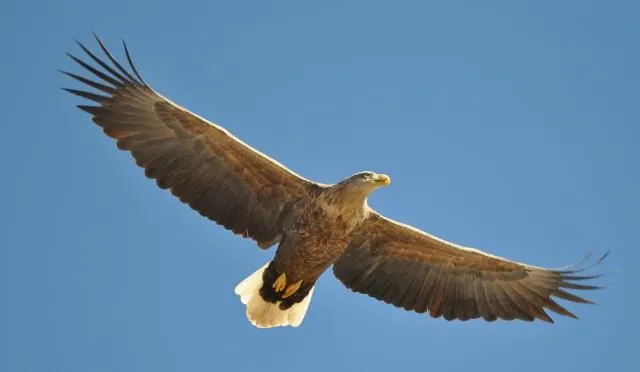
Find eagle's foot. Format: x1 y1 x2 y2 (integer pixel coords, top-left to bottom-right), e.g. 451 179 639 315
273 272 287 293
282 280 303 299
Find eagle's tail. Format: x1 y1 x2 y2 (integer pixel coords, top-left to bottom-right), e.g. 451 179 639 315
234 263 314 329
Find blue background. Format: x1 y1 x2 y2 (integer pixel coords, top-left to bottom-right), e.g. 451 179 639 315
2 1 637 371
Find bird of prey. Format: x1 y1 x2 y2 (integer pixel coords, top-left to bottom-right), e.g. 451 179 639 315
61 35 607 329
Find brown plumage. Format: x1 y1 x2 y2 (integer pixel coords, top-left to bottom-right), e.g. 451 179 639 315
62 35 608 328
334 213 607 322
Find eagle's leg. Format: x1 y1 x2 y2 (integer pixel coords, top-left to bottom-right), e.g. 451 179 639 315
271 271 303 299
282 280 303 299
273 273 287 293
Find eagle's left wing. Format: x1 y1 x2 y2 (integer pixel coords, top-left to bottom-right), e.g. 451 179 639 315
333 211 607 323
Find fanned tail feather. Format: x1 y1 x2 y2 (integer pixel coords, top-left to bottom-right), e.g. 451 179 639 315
234 263 314 328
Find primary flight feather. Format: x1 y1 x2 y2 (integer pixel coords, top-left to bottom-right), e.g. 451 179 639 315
62 35 607 328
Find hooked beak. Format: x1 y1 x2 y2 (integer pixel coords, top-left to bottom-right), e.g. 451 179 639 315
374 174 391 186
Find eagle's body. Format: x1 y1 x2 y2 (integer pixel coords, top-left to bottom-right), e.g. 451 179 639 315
237 174 384 327
273 178 373 284
62 35 607 329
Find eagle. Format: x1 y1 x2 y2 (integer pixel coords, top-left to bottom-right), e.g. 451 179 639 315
61 35 607 329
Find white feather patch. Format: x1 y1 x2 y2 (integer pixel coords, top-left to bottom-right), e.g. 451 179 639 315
234 263 314 328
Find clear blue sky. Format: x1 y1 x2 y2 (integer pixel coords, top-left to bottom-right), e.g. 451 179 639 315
2 1 638 371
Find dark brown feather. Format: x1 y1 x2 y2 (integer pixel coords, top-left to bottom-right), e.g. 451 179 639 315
333 211 607 323
63 36 320 249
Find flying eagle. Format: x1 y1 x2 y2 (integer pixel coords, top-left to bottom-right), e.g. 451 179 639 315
62 35 607 329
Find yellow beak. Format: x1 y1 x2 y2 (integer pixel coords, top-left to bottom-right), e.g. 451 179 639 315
375 174 391 186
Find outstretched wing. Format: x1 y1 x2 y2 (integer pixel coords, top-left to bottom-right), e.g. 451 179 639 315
62 35 321 249
333 211 608 322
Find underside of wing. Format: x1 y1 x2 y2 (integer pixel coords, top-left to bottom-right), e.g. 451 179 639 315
334 211 608 323
62 34 322 248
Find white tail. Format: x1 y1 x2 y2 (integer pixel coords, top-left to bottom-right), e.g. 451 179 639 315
234 263 314 328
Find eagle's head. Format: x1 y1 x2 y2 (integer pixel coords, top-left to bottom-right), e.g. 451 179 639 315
335 171 391 197
326 171 391 210
348 171 391 188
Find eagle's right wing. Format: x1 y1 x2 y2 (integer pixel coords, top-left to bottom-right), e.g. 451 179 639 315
62 35 322 249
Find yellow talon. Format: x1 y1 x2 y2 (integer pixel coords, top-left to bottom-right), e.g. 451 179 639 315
282 280 303 299
273 273 287 293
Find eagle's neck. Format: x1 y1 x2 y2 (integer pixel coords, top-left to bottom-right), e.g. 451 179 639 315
319 184 370 225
